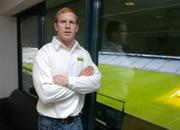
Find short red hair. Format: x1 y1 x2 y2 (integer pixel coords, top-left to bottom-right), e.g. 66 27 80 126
55 7 78 23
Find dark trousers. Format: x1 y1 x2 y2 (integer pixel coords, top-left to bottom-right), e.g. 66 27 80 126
38 115 83 130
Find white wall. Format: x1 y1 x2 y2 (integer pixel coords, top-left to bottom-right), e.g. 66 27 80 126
0 0 43 16
0 16 18 98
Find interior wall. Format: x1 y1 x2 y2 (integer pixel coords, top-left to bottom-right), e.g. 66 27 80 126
0 16 18 98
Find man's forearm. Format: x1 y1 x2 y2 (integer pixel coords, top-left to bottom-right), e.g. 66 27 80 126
53 75 69 86
53 65 95 87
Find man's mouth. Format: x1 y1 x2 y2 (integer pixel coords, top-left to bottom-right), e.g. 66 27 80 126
64 31 71 36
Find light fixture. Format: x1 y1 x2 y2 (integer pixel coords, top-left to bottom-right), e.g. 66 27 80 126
125 2 135 6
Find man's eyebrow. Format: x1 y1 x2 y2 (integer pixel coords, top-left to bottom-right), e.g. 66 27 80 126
69 20 76 24
59 19 76 24
59 19 66 22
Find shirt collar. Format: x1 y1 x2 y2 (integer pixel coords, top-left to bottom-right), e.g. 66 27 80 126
52 36 81 51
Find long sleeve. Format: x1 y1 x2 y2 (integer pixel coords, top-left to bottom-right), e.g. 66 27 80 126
68 51 102 94
32 48 75 104
32 37 100 118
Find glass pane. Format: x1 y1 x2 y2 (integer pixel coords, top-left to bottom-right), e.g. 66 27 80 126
97 0 180 130
21 15 38 93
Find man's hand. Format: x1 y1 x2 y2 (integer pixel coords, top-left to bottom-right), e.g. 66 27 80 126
53 75 69 86
79 65 94 76
53 66 94 86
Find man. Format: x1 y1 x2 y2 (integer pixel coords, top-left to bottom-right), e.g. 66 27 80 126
33 7 101 130
101 21 129 52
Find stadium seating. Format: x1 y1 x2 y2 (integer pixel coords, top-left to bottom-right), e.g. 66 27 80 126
99 53 180 75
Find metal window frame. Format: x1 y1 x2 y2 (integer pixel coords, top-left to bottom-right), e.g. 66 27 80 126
84 0 101 130
17 2 45 90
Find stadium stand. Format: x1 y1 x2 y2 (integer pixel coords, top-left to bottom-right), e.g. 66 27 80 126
176 68 180 75
160 60 180 73
144 59 167 71
99 52 180 75
132 58 153 69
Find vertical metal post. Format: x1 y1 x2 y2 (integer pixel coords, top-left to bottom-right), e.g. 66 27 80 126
91 0 101 65
84 0 101 130
38 2 45 48
17 16 23 90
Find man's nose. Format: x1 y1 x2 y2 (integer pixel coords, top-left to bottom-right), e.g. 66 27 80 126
65 21 70 28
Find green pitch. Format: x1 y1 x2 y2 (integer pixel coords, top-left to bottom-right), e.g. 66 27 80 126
97 64 180 130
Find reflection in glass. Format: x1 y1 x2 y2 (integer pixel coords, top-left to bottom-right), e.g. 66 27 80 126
21 15 38 93
101 21 129 53
97 0 180 130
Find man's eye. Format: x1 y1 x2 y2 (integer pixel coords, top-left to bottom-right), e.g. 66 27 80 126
60 20 66 23
70 21 76 24
59 20 76 24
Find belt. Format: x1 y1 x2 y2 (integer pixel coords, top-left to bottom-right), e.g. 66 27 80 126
39 115 79 124
58 116 78 124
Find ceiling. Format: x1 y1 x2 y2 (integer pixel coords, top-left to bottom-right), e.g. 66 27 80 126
0 0 43 16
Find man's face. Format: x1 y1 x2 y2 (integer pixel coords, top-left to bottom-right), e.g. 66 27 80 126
55 12 78 44
118 24 128 43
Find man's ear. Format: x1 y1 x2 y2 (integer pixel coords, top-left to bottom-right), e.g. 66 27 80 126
54 23 58 31
76 24 79 32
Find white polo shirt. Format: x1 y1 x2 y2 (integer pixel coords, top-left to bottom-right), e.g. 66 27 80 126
32 36 101 118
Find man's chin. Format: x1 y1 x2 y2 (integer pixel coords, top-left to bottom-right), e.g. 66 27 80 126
58 35 75 43
63 38 74 43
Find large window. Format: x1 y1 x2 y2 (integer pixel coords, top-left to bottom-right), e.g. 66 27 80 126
17 0 180 130
17 3 44 94
97 0 180 130
21 15 38 93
